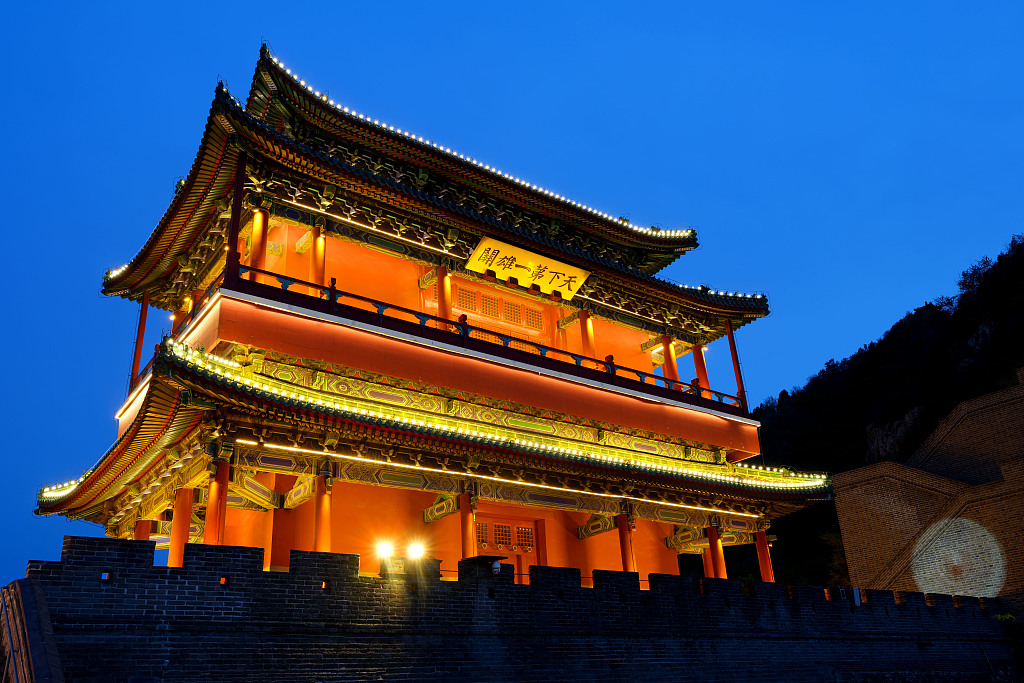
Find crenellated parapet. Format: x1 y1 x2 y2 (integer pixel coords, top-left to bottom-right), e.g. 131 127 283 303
8 536 1016 682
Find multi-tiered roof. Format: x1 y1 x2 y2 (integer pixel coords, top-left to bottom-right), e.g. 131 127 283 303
40 47 828 556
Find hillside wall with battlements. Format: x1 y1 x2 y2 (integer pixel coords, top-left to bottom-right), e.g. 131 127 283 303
3 536 1017 682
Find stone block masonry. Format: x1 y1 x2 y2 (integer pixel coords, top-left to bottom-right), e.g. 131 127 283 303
3 536 1017 682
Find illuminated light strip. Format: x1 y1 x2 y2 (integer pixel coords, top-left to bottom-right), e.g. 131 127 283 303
275 198 455 258
169 337 826 489
105 264 130 280
40 475 88 499
266 55 693 240
167 339 823 489
236 439 761 519
174 290 224 345
175 335 771 477
115 375 152 420
217 290 762 428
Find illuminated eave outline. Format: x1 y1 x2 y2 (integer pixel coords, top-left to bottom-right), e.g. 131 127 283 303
163 334 830 493
261 51 696 243
238 439 762 520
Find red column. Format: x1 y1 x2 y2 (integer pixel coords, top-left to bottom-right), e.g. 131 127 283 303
168 487 193 568
661 335 679 387
756 531 775 583
706 526 727 579
725 320 747 411
312 226 327 293
133 519 151 541
437 266 453 329
692 344 712 398
580 310 596 358
616 514 637 573
459 493 475 559
702 549 715 578
204 460 230 546
129 291 149 388
224 151 246 285
251 209 269 282
313 474 332 552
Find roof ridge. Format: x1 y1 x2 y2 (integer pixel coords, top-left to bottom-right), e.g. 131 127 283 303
217 92 768 315
256 49 697 244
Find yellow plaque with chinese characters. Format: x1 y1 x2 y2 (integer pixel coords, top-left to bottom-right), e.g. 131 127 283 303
465 237 590 301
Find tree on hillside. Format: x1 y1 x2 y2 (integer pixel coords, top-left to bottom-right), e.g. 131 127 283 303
755 234 1024 586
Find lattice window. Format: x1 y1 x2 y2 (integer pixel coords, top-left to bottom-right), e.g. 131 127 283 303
476 522 488 546
503 301 523 325
516 526 535 549
456 286 478 312
480 293 501 319
493 523 512 547
524 307 543 330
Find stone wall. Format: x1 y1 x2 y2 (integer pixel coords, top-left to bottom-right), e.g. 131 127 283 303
4 536 1017 682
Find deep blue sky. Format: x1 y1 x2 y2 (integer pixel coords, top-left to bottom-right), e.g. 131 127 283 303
2 2 1020 583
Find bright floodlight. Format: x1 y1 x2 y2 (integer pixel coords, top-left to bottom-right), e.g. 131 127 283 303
376 542 393 558
408 543 425 559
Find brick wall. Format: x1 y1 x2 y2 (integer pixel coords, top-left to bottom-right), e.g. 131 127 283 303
4 536 1016 682
908 367 1024 485
835 372 1024 609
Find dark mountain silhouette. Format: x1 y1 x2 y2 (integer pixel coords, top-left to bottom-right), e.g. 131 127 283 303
748 234 1024 586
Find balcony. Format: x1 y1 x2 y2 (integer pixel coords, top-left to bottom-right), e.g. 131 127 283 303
141 264 747 420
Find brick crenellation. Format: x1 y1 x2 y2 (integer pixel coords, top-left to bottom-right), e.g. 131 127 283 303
6 535 1017 682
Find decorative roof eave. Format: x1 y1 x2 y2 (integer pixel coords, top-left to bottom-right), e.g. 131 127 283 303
35 375 205 518
218 94 771 323
101 79 768 323
228 98 671 284
100 84 243 305
161 341 831 501
246 46 698 265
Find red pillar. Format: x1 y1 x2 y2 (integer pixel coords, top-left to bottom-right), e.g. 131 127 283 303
251 209 269 282
133 519 151 541
725 320 747 411
459 493 475 559
204 460 230 546
437 266 453 329
706 526 727 579
580 310 596 358
313 475 332 552
224 151 246 285
168 487 193 568
312 226 327 293
702 549 715 578
661 335 680 387
616 514 637 573
129 291 149 388
692 344 712 398
756 531 775 583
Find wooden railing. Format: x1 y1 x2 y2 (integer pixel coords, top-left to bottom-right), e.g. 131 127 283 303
133 264 746 417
